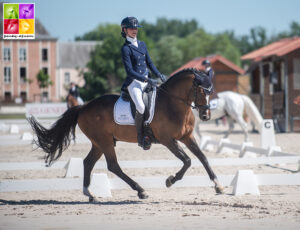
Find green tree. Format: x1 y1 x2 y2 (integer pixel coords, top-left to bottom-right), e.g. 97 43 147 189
154 35 183 75
36 69 52 88
80 24 126 100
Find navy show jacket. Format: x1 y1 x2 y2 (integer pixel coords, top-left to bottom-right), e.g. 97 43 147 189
121 39 161 90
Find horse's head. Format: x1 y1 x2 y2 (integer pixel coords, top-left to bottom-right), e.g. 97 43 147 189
192 71 214 121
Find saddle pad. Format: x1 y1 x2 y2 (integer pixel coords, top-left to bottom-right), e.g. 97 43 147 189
114 88 157 125
209 98 218 110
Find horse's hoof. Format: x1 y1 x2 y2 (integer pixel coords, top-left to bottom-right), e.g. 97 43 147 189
215 185 225 194
166 175 175 188
138 191 149 199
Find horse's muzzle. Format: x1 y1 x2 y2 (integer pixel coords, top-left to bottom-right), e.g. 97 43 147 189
200 109 211 121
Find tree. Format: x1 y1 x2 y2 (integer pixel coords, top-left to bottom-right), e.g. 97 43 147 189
154 35 183 75
80 24 126 100
36 69 52 88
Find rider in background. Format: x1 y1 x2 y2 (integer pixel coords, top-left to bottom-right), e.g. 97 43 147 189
120 16 166 149
202 59 214 79
69 82 84 105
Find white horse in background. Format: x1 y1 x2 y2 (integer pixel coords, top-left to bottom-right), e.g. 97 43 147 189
193 91 263 142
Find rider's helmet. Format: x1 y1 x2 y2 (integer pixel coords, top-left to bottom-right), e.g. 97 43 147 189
202 59 211 67
121 16 142 38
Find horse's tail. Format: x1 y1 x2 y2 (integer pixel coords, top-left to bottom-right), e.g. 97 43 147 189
28 106 82 166
241 95 263 132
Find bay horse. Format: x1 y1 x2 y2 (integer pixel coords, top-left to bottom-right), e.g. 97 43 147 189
28 69 224 201
66 94 79 108
294 95 300 107
193 91 263 142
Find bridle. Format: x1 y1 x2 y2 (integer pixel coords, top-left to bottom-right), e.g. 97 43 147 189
157 74 212 110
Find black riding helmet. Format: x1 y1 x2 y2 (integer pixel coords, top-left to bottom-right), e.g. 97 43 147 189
121 16 142 38
202 59 211 67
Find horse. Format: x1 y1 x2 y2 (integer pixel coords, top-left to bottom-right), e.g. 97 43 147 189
294 95 300 107
193 91 263 142
28 68 224 202
66 94 79 108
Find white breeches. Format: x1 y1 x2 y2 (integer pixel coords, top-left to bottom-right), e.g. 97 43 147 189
128 79 148 114
77 97 84 105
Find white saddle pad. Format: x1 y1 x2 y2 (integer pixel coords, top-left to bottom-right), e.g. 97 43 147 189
114 88 157 125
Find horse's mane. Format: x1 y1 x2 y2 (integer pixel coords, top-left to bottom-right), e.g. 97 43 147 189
161 68 205 88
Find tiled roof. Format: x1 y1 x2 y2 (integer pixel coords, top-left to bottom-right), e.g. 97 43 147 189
241 37 300 62
171 54 244 76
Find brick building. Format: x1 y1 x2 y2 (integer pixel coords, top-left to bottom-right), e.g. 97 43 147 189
0 4 58 103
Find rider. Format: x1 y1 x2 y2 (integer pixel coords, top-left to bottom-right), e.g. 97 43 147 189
120 16 166 149
69 82 84 105
202 59 214 79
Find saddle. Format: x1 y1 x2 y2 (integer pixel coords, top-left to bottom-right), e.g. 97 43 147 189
121 83 154 121
120 83 158 148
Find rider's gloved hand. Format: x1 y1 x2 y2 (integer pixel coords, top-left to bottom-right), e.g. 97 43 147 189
160 74 167 82
147 78 158 86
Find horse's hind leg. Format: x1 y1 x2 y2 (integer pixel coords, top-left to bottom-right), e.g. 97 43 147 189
181 135 224 194
83 145 103 201
224 116 234 139
162 139 191 187
103 138 148 199
235 116 249 142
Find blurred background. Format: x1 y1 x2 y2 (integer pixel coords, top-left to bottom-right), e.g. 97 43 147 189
1 0 300 131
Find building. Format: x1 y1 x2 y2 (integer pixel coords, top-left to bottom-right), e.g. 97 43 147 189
0 4 58 103
56 41 97 99
242 37 300 132
171 54 245 97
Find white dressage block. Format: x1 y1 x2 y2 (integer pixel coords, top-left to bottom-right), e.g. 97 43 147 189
231 170 260 195
21 132 33 141
260 119 276 148
9 124 19 134
64 158 83 178
89 173 112 198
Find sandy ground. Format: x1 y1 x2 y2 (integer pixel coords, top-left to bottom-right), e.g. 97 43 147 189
0 120 300 230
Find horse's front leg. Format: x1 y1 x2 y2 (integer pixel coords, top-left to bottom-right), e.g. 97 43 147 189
181 135 224 194
83 145 103 202
163 139 191 188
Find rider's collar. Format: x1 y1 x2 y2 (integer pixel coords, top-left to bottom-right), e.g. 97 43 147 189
126 36 138 47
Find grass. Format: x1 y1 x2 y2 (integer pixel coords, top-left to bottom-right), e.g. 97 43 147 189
0 114 26 119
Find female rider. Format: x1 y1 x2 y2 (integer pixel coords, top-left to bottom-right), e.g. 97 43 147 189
120 16 166 149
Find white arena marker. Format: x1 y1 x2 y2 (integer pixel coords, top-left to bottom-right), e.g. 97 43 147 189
216 138 232 154
89 173 112 198
231 170 260 196
200 135 212 150
260 119 276 149
267 146 282 157
10 124 19 134
64 158 83 178
21 132 33 141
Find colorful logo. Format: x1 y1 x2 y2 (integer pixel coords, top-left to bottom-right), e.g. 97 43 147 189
3 3 35 39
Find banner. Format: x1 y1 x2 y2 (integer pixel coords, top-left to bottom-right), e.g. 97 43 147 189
26 103 67 118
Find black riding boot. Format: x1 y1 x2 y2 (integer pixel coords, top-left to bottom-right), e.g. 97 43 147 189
135 111 144 147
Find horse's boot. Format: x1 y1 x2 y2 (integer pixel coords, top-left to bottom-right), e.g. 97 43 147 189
135 111 145 148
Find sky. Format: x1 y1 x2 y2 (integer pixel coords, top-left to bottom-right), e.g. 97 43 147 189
4 0 300 41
